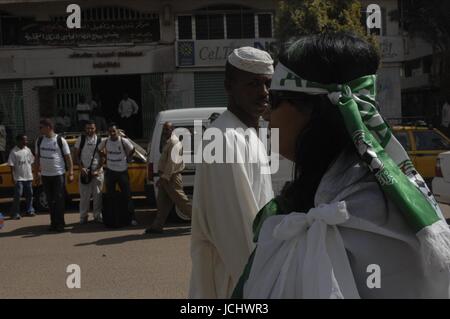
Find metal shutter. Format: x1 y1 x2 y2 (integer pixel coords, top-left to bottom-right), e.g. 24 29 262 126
0 80 24 149
194 72 228 108
55 76 91 121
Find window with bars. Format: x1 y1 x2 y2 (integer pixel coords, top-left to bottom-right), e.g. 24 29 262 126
258 14 272 38
398 0 414 32
0 14 34 46
226 13 254 39
178 16 192 40
195 14 224 40
176 7 273 40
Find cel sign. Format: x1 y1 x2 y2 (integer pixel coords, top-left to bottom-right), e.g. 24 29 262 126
177 39 276 67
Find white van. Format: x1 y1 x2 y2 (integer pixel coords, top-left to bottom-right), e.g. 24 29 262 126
146 107 294 221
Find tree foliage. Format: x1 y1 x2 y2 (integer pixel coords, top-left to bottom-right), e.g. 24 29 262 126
275 0 369 43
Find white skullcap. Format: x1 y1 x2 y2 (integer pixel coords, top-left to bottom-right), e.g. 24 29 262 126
227 46 274 75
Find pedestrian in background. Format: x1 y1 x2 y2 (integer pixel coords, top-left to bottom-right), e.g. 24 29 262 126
76 96 92 131
92 108 108 132
99 123 137 226
74 121 104 224
54 109 72 133
118 93 139 138
145 122 191 234
35 118 74 232
8 134 35 220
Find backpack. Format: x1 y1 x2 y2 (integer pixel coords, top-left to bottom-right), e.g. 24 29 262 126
37 135 68 171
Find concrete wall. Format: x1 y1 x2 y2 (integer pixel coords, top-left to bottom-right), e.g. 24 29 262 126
0 44 175 80
22 78 54 139
377 64 402 120
165 72 194 109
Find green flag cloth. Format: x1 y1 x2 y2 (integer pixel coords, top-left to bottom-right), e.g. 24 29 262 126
270 62 450 271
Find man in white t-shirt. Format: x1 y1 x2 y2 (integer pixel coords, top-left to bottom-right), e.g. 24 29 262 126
8 134 35 219
118 93 139 138
98 123 137 225
35 118 74 232
74 121 104 224
76 96 92 131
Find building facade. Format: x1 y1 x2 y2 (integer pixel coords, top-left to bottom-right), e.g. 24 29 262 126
0 0 437 144
0 0 275 141
361 0 441 124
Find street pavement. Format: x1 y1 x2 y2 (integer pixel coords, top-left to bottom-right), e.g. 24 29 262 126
1 199 449 299
0 201 192 299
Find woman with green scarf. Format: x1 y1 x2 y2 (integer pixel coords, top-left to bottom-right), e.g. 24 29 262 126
233 32 450 298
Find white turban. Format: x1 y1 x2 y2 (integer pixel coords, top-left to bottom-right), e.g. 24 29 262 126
227 47 274 75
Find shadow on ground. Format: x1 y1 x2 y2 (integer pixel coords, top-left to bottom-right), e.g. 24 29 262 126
0 208 190 242
74 225 191 247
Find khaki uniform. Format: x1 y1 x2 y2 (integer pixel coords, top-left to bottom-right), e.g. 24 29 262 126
151 134 192 229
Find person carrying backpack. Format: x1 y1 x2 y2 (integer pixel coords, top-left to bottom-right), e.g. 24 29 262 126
35 118 74 232
98 123 137 226
74 120 104 224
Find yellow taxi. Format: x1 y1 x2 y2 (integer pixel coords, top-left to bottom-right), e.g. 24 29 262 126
0 132 148 211
392 124 450 182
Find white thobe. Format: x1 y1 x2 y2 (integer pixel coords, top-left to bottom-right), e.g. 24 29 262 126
189 110 274 298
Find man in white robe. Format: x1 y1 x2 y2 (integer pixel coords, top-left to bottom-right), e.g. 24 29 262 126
189 47 275 298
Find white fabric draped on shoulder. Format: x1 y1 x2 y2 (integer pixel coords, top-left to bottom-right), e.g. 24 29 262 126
244 202 360 299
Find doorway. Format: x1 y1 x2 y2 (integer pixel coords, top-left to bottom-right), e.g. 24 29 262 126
90 74 142 138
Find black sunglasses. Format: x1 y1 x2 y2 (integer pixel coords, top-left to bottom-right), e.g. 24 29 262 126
269 91 304 110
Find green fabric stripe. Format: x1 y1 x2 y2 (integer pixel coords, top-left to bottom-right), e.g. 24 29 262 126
338 96 440 232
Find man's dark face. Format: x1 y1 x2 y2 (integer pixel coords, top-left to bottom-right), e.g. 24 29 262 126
227 70 272 119
109 127 118 140
39 124 51 136
162 123 173 140
85 123 96 137
19 136 28 147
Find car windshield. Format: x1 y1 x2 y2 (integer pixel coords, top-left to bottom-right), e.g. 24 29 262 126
394 131 411 151
413 130 450 151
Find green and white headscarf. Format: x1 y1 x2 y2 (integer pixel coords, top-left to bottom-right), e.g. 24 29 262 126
271 62 450 272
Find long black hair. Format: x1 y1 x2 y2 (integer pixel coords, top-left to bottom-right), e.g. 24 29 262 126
275 32 380 213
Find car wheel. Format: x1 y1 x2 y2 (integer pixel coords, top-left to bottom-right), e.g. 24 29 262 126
169 194 192 223
34 186 49 212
